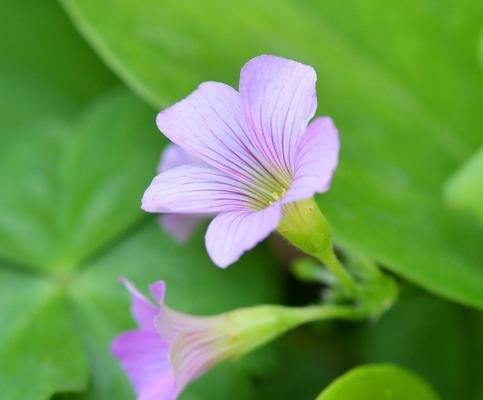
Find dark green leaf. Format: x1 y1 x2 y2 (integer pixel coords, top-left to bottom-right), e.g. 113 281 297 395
0 0 116 105
360 287 483 400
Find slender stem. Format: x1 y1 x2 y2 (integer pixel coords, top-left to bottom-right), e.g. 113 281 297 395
316 246 358 298
278 198 359 297
289 304 365 324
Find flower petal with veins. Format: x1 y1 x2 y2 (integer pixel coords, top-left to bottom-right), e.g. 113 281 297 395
143 55 339 267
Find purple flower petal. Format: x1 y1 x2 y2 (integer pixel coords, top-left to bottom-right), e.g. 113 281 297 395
205 203 282 268
138 378 179 400
155 308 224 390
284 117 340 203
149 280 167 305
158 214 203 243
119 277 158 332
239 55 317 174
142 164 258 213
146 55 340 268
111 330 177 400
156 82 268 182
157 143 200 173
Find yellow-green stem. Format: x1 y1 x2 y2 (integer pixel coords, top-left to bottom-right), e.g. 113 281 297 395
278 198 358 297
315 245 358 297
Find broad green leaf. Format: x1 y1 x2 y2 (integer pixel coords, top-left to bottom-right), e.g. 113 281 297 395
0 0 118 269
61 0 483 309
316 364 440 400
444 147 483 223
0 89 161 271
0 269 88 400
0 1 116 397
360 287 483 400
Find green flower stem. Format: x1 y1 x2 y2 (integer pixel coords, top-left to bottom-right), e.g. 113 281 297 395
315 245 358 297
284 304 365 324
220 303 366 361
278 198 358 297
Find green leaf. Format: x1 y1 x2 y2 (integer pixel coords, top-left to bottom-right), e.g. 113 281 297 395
0 1 116 397
0 0 116 105
444 147 483 223
0 0 119 269
0 269 88 400
316 364 440 400
360 287 483 400
60 0 483 309
0 90 161 271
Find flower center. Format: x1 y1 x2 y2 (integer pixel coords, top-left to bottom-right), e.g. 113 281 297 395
248 170 291 211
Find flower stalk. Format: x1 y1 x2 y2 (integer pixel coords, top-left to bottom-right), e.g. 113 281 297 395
280 199 398 319
203 303 363 361
112 279 367 400
278 197 358 297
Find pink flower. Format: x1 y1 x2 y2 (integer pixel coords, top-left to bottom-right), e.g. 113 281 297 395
111 279 221 400
111 279 311 399
111 279 178 400
142 55 339 268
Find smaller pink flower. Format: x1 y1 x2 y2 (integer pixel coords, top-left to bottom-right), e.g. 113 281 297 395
111 279 236 399
111 279 308 399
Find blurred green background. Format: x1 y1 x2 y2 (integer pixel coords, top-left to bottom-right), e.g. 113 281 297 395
0 0 481 399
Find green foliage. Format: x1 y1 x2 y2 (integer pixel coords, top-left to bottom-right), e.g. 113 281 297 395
0 271 88 400
61 0 483 309
445 147 483 223
254 287 483 400
315 364 440 400
1 0 482 399
360 287 483 400
0 2 280 399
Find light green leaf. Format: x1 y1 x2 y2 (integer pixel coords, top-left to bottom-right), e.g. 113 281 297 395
60 0 483 309
0 269 88 400
0 1 116 397
0 0 119 269
0 89 161 271
316 364 440 400
444 147 483 223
